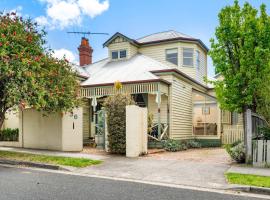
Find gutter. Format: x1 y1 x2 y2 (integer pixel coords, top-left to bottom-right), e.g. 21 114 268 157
150 69 209 90
81 79 170 88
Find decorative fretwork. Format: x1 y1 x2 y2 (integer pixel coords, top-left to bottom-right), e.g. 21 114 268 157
80 82 168 98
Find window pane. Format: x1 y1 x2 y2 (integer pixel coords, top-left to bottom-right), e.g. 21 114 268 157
112 51 118 59
183 58 193 66
166 49 178 65
196 50 200 69
193 92 218 136
120 50 126 58
183 48 194 66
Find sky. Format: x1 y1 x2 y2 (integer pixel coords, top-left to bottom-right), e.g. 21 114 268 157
0 0 269 77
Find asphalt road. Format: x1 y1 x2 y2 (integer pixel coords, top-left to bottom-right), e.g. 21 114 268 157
0 165 267 200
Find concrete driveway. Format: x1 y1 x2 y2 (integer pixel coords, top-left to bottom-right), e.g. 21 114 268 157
75 148 232 189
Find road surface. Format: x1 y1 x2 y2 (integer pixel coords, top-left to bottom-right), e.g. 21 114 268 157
0 165 267 200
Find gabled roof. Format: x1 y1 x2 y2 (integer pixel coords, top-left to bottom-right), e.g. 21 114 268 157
103 32 139 47
81 54 172 86
136 30 194 43
72 64 90 79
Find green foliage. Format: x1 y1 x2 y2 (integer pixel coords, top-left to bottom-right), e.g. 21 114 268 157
103 93 134 154
0 128 19 141
0 12 80 128
186 140 202 148
258 126 270 140
162 139 188 152
225 141 245 163
209 1 270 114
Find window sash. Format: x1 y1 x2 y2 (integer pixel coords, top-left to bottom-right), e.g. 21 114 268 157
196 50 200 69
166 48 178 65
183 48 194 66
111 51 118 59
120 50 127 58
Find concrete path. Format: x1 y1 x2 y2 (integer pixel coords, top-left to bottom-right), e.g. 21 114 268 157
0 147 108 160
75 148 232 190
228 166 270 177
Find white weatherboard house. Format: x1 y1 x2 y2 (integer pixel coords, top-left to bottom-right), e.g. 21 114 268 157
2 30 243 151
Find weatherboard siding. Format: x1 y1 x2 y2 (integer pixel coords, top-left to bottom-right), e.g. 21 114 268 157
139 42 207 85
170 77 193 139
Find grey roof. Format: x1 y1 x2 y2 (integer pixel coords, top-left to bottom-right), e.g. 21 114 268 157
136 30 194 44
72 64 90 78
81 54 172 86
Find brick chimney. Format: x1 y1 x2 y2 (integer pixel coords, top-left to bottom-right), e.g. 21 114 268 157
78 37 93 66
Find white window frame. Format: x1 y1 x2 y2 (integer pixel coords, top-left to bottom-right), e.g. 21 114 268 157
111 49 127 60
183 48 194 67
165 48 178 66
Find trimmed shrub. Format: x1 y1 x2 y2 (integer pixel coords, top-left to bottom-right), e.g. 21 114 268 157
103 93 134 154
162 139 188 152
226 142 245 163
0 128 19 141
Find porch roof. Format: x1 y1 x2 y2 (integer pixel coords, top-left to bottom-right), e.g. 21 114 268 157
81 54 172 87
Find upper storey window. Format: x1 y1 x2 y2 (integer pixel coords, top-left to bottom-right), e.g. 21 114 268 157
120 50 127 58
183 48 194 67
112 51 118 59
111 50 127 60
195 50 200 70
166 48 178 65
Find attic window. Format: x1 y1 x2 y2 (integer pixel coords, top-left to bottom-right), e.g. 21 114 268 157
166 48 178 65
120 50 127 58
112 51 118 59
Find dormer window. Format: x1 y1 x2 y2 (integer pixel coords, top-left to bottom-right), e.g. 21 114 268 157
166 48 178 65
120 50 127 58
112 51 118 59
111 50 127 60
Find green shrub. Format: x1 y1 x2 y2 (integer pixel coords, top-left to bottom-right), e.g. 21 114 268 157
186 140 202 148
226 142 245 163
0 128 19 141
162 139 188 152
103 93 134 154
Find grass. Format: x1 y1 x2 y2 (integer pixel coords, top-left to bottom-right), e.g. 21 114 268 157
226 173 270 188
0 150 102 168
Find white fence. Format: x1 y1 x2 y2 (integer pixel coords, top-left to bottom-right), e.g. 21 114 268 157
253 140 270 167
222 125 244 144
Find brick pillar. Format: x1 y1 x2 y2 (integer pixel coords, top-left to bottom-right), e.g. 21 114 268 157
78 37 93 66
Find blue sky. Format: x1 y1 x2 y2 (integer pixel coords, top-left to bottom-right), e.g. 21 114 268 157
0 0 269 77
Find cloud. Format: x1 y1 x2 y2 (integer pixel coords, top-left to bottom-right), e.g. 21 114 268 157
35 0 109 29
78 0 109 18
53 48 78 64
35 16 49 26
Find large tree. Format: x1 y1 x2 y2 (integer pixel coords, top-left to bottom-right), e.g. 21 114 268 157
0 12 80 128
210 1 270 161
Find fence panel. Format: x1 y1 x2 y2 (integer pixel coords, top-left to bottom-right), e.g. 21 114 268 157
253 140 270 167
222 127 244 144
